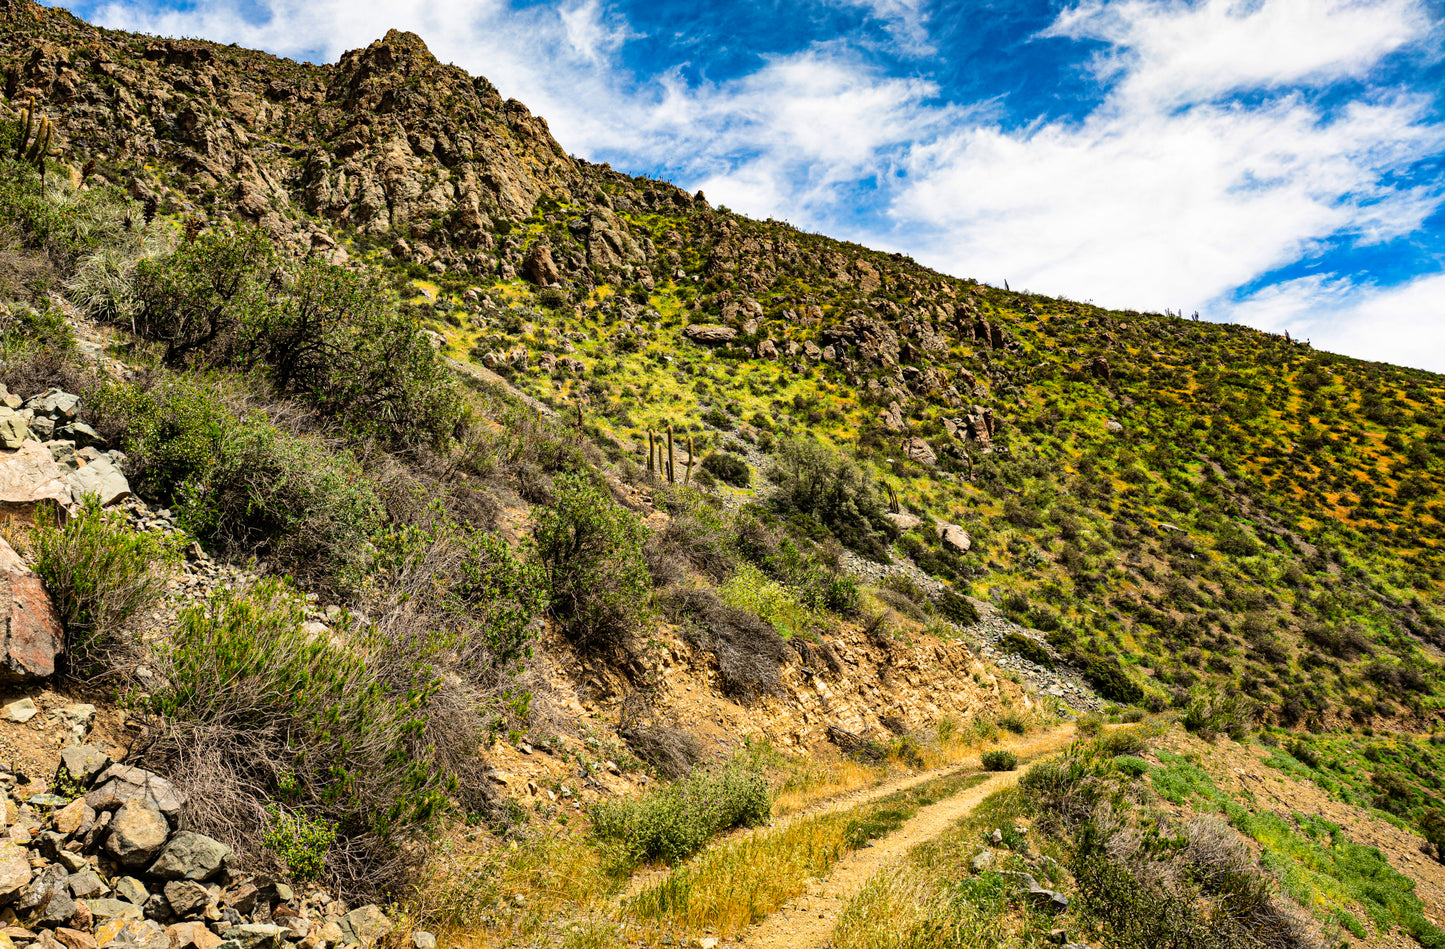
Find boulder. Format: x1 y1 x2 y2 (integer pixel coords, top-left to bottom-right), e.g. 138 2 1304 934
0 441 75 519
91 919 167 949
883 512 921 532
969 849 996 872
938 523 971 554
522 242 559 287
339 906 393 947
0 841 31 903
682 324 736 345
879 402 905 432
148 832 231 882
68 870 105 899
104 800 169 867
53 423 101 448
86 766 186 821
65 456 131 507
225 924 287 949
114 877 148 906
52 799 95 837
58 745 113 789
25 390 80 422
18 865 74 924
0 537 64 683
0 411 26 450
87 897 145 921
1105 419 1124 435
901 437 936 467
162 880 210 917
1 698 36 722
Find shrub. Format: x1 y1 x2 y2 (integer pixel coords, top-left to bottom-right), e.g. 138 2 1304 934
590 760 770 868
1076 713 1105 737
94 376 384 593
142 580 481 895
1183 690 1256 742
130 226 459 448
981 750 1018 772
718 563 822 640
534 472 652 659
1001 631 1054 669
768 436 892 559
935 589 980 626
701 451 751 487
1114 755 1150 778
1099 728 1147 757
30 497 177 676
263 809 338 882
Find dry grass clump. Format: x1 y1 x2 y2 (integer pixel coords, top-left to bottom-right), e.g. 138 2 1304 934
663 585 789 703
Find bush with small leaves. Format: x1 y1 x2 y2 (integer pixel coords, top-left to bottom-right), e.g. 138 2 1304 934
533 472 652 659
981 750 1018 772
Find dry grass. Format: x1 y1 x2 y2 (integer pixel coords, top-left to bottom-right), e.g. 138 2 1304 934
403 826 623 947
625 770 989 938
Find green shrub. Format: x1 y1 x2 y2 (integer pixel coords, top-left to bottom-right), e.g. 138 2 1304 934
767 436 892 559
1001 631 1054 669
1099 728 1148 757
263 809 338 882
1183 690 1255 742
94 376 383 593
533 472 652 657
1076 713 1105 737
935 589 980 626
700 451 751 487
981 750 1018 772
30 497 177 675
146 580 471 894
718 563 822 640
129 226 459 448
1114 755 1150 778
591 761 770 868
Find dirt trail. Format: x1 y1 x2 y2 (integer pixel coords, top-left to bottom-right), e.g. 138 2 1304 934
620 725 1076 904
738 725 1077 949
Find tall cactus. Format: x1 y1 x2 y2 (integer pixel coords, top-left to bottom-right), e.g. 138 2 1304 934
685 436 695 485
14 98 56 185
666 425 675 484
886 483 900 514
647 430 656 477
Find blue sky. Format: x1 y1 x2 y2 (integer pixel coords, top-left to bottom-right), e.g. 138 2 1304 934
53 0 1445 372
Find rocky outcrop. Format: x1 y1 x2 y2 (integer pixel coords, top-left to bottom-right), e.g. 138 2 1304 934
938 523 971 554
0 440 75 518
683 324 737 345
0 744 404 948
0 537 63 683
901 436 936 467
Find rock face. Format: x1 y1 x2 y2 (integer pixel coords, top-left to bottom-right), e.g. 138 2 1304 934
0 537 63 683
901 437 936 467
0 440 75 519
683 324 737 345
64 454 132 506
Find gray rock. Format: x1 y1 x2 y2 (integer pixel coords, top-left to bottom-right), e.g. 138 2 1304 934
26 415 54 442
682 324 737 345
938 523 971 553
1 698 36 723
65 456 132 507
969 849 996 872
148 832 231 882
225 924 287 949
339 905 392 946
86 765 185 821
18 864 74 923
105 800 169 866
1027 887 1069 913
68 869 105 899
1106 419 1124 434
116 876 149 906
883 512 921 532
0 840 31 903
26 389 80 421
54 422 101 448
411 933 437 949
163 880 210 917
0 410 27 450
58 744 113 788
89 897 145 920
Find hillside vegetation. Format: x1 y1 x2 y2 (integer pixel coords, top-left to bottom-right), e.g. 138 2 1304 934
1 2 1444 946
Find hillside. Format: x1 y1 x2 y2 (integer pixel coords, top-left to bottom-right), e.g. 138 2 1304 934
0 1 1444 946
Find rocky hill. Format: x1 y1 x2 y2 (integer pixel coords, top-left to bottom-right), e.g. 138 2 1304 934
0 1 1444 947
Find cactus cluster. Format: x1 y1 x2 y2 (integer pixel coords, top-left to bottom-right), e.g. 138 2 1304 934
14 98 55 182
646 425 695 485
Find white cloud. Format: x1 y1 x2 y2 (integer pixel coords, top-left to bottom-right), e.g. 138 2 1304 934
1231 272 1445 373
1046 0 1429 109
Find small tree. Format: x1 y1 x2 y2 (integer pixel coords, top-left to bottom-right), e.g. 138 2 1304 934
533 473 651 659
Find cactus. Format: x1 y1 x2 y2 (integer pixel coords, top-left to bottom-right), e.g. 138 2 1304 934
647 430 656 477
576 401 584 435
886 483 900 515
685 436 695 485
14 98 57 185
14 97 33 162
666 425 675 484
